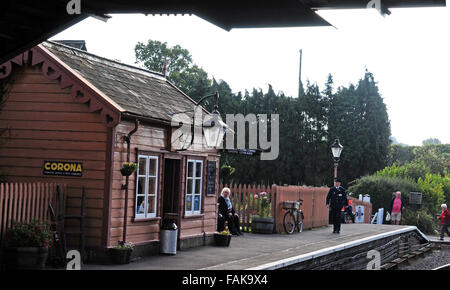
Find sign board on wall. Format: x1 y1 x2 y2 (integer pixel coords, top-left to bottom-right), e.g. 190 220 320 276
355 205 365 223
206 161 216 196
43 161 83 177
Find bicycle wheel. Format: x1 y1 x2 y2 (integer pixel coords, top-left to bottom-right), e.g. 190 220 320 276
297 211 304 233
283 211 296 234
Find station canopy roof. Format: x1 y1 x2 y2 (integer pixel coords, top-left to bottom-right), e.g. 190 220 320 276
0 0 446 64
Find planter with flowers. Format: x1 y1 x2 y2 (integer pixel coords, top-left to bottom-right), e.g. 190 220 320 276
109 241 134 264
214 227 232 247
3 219 53 270
251 192 274 234
120 162 138 177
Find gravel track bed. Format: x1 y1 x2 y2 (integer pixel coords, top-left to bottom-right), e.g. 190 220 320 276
397 247 450 270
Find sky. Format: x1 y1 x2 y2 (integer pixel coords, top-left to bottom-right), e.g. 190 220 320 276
50 5 450 146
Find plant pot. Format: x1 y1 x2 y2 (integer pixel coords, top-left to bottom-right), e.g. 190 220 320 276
120 168 135 177
214 233 231 247
109 248 132 264
251 216 275 234
3 247 49 270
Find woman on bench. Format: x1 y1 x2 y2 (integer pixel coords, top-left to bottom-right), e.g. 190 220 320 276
217 187 243 236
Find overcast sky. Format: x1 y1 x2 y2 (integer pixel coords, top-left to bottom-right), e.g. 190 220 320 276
51 5 450 146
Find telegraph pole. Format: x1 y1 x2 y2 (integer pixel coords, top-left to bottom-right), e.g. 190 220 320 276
299 49 302 98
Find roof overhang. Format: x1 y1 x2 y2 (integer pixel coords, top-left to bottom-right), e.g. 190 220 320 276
0 0 446 64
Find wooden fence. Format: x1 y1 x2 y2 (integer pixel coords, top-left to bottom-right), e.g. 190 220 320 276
0 182 66 246
221 184 373 233
220 184 277 232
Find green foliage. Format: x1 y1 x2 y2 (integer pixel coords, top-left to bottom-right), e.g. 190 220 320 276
417 174 445 214
254 192 272 218
403 209 437 235
386 144 416 166
114 241 134 251
8 219 53 248
220 164 235 184
348 175 419 214
413 145 449 176
327 70 391 185
135 40 211 99
376 161 431 182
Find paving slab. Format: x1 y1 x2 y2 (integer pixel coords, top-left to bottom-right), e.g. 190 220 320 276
83 224 418 270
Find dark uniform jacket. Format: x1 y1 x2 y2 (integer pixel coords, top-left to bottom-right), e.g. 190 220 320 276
326 186 348 209
218 195 235 217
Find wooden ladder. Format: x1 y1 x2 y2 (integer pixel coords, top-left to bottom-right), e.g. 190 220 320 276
58 186 86 263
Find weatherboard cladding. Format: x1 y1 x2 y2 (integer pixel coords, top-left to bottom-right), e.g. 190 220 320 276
41 41 196 123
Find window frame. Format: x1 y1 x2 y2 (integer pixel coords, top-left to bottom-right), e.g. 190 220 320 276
135 154 159 219
185 159 203 215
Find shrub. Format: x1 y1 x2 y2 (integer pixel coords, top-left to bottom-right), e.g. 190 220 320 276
403 209 437 235
376 161 430 182
417 173 445 214
348 175 419 217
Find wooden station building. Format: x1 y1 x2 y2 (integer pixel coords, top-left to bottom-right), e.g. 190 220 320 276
0 41 220 259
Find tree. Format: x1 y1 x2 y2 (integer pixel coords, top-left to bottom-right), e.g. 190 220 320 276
327 70 391 184
422 138 441 145
135 40 211 100
133 40 393 188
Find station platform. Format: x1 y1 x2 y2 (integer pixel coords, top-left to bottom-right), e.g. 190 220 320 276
83 224 428 270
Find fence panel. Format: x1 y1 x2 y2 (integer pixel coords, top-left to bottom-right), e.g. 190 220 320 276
220 183 276 232
0 182 65 246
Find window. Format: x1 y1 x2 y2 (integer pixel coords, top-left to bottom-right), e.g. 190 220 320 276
185 159 203 215
135 155 159 219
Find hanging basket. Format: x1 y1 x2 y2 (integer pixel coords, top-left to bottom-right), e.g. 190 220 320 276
120 168 134 177
120 162 137 177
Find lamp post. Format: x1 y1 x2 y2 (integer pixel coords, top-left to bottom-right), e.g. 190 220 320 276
330 138 343 181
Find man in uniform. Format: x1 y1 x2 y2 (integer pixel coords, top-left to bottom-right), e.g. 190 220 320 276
326 178 348 234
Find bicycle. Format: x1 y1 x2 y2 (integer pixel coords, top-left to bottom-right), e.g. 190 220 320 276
282 199 304 234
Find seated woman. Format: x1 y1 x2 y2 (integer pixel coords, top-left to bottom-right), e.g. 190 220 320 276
217 187 243 236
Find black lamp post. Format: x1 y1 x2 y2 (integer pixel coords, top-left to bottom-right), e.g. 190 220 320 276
330 138 343 181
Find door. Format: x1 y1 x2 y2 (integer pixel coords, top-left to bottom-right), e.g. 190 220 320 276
162 158 181 220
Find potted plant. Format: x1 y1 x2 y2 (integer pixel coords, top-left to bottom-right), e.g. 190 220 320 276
109 241 134 264
213 226 232 247
252 192 275 234
3 219 53 270
120 162 138 177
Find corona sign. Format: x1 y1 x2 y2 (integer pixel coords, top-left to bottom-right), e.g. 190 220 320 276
43 161 83 177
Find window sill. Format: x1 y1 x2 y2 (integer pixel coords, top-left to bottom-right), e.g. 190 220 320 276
133 217 161 223
183 214 204 219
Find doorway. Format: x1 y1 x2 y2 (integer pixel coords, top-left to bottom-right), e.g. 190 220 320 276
162 158 181 221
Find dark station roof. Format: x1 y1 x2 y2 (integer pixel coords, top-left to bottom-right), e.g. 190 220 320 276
0 0 445 64
42 41 197 123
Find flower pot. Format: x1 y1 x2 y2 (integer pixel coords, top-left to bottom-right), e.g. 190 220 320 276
251 216 275 234
109 248 132 264
120 168 135 177
3 247 49 270
214 233 231 247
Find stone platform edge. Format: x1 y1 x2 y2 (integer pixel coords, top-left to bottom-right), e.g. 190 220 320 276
247 226 428 270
